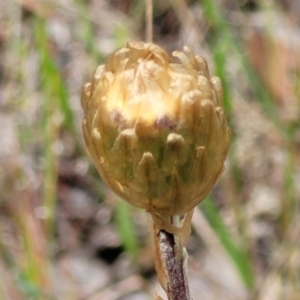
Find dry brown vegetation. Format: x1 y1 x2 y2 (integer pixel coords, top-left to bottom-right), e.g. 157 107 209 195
0 0 300 299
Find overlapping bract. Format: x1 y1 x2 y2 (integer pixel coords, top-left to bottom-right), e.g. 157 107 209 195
81 42 230 216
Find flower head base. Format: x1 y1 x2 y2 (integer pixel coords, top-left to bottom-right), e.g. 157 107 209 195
81 42 230 216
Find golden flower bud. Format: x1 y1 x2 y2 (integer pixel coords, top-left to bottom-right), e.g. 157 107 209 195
81 42 230 216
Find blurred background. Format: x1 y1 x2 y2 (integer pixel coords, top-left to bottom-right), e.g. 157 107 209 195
0 0 300 299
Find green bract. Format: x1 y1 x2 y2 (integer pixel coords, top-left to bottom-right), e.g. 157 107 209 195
81 42 230 216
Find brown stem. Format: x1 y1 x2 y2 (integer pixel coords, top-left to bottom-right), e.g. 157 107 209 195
145 0 153 42
157 229 191 300
152 212 193 299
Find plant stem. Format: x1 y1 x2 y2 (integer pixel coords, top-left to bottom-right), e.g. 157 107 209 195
158 229 191 300
145 0 153 42
153 214 192 300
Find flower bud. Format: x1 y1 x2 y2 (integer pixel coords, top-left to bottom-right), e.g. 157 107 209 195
81 42 230 216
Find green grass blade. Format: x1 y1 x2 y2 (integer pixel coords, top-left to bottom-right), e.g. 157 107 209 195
115 199 140 258
201 197 254 289
34 17 75 131
200 0 286 135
